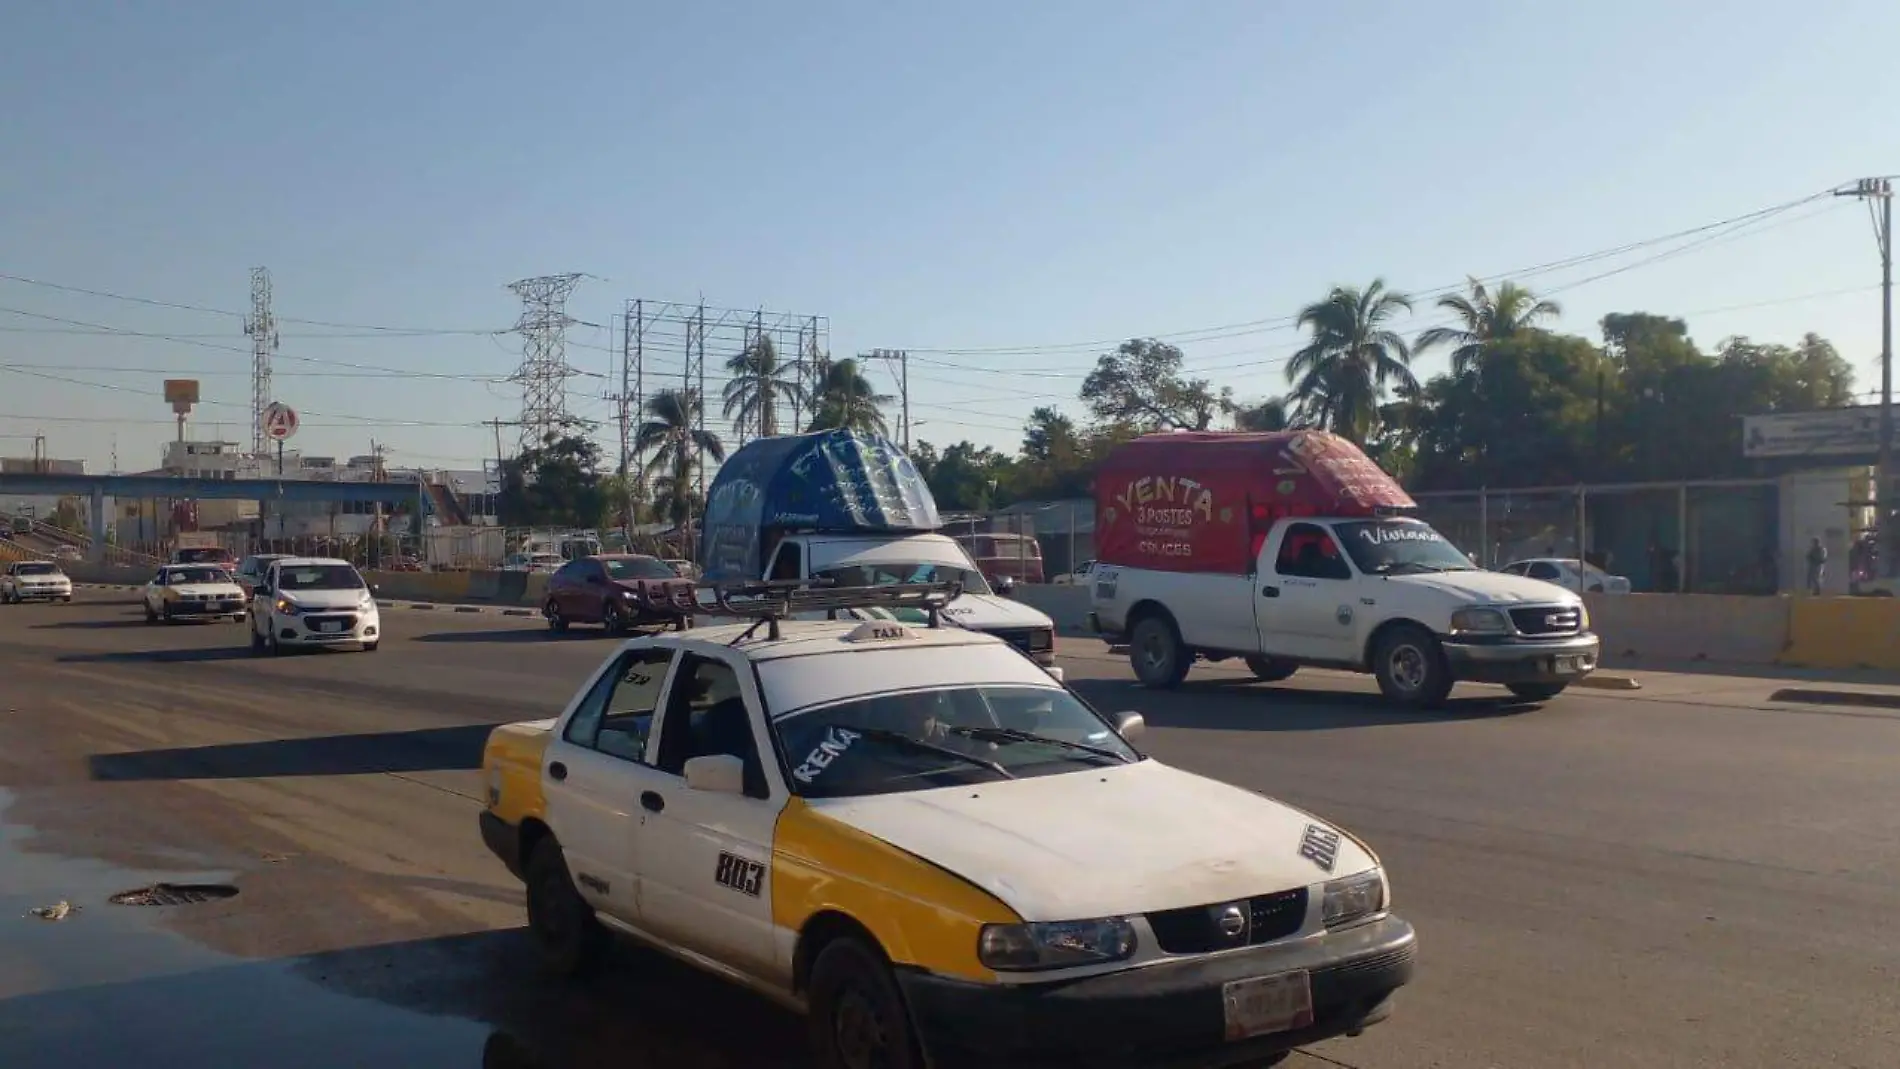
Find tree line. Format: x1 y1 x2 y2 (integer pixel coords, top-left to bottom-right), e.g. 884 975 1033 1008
500 276 1862 526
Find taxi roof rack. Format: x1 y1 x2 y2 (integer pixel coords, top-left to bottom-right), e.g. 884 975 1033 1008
629 577 964 641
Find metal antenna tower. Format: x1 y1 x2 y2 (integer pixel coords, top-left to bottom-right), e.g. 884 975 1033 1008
243 267 279 456
507 273 583 452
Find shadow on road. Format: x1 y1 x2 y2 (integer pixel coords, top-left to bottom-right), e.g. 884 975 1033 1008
32 616 151 630
0 926 805 1069
57 645 259 665
1070 677 1533 731
88 723 500 781
411 628 580 644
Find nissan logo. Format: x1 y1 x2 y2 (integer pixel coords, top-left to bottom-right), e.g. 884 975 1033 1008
1214 904 1247 939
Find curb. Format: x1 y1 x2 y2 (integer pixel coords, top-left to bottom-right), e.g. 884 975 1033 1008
1577 673 1642 691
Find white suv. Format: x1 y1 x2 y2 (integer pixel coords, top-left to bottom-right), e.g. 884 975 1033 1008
249 557 382 654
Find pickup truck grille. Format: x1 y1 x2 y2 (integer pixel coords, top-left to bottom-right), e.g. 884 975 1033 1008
1146 888 1309 954
1510 606 1581 636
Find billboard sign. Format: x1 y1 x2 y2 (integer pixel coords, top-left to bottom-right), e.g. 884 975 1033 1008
263 402 300 442
1742 406 1882 459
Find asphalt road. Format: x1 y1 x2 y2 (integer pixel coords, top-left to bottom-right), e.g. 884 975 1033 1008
1 591 1895 1069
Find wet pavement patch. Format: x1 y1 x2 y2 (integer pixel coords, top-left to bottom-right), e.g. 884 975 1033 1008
108 883 240 907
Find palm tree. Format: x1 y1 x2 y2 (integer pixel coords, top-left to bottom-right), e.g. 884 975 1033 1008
635 388 726 530
722 336 808 439
1233 398 1292 432
1415 277 1562 377
805 357 893 435
1286 279 1417 443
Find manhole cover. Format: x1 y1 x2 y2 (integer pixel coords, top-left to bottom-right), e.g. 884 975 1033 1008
109 883 239 907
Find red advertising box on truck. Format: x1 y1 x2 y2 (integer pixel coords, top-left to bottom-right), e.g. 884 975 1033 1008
1095 430 1415 574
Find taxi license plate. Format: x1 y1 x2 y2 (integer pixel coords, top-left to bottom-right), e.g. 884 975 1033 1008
1222 970 1313 1042
319 621 343 633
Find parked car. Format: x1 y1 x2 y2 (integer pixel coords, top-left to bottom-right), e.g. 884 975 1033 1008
1052 559 1098 585
543 554 689 634
503 552 566 574
1499 558 1632 594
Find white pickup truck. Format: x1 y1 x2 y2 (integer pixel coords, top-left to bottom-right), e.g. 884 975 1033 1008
1090 515 1601 707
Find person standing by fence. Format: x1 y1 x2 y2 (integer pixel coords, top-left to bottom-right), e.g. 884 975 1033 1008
1806 537 1828 596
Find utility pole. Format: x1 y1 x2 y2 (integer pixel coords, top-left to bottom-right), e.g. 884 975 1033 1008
243 267 279 459
1835 177 1895 571
870 349 910 450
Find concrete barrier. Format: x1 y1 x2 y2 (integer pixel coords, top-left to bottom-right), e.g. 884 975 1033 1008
1584 593 1791 664
63 562 158 587
1782 597 1900 671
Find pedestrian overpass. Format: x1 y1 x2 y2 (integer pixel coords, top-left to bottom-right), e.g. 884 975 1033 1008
0 471 436 562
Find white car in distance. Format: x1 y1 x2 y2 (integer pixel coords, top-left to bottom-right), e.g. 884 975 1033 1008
143 564 247 623
1499 558 1632 595
2 560 73 604
249 557 382 654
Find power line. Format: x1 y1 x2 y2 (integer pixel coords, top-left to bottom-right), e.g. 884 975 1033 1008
0 269 503 333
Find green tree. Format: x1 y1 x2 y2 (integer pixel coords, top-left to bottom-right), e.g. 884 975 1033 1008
806 357 892 435
1415 277 1562 377
1080 339 1229 431
919 441 1016 510
1287 279 1417 443
636 389 727 528
1233 398 1292 432
1021 406 1079 463
722 335 808 439
496 430 608 528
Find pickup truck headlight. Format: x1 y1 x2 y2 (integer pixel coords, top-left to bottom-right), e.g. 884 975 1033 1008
978 917 1138 971
1449 606 1511 634
1322 867 1389 930
1577 601 1590 629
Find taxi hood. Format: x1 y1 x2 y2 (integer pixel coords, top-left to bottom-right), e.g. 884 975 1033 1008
170 581 242 596
804 760 1375 921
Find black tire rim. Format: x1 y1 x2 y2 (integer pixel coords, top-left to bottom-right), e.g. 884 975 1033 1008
832 985 890 1069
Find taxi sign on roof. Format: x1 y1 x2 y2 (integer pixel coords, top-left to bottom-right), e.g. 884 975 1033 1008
845 620 918 644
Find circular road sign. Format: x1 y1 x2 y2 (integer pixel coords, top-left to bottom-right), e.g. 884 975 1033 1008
263 402 299 442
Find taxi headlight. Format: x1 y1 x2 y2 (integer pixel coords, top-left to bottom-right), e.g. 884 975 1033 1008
1449 607 1510 635
1321 867 1388 930
978 917 1138 971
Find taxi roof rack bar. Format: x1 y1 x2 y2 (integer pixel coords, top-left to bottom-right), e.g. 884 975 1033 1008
629 577 964 641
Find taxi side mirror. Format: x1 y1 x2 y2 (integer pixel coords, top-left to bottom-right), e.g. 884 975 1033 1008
1111 710 1146 740
683 754 745 794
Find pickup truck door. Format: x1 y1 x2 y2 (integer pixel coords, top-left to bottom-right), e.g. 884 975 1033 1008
542 646 678 919
631 650 787 986
1257 522 1361 662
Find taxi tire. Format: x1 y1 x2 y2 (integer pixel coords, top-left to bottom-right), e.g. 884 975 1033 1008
525 838 605 978
807 938 922 1069
144 603 157 624
1372 624 1453 709
1244 655 1299 682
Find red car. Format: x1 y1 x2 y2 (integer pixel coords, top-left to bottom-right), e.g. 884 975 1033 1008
542 554 687 634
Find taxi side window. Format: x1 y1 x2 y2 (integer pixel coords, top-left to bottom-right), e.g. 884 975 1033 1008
1275 523 1352 581
564 648 675 764
654 654 767 798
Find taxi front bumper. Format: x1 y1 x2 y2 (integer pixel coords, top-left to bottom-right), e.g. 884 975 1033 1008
10 584 71 601
897 915 1415 1069
1441 633 1600 684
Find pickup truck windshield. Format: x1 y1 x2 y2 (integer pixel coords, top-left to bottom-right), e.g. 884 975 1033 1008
1335 521 1477 575
777 685 1135 799
813 562 993 596
277 565 365 591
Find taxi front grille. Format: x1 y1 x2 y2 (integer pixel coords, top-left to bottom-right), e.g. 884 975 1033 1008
1147 887 1308 954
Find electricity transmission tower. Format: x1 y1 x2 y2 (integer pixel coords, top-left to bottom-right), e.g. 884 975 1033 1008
507 273 583 453
243 267 279 457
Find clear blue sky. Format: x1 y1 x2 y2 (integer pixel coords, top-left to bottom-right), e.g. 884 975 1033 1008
2 0 1894 474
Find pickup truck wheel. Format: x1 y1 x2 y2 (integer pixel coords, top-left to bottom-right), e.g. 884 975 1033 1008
808 937 922 1069
1130 615 1190 689
1506 682 1568 701
1373 625 1453 708
525 838 606 978
1244 655 1299 683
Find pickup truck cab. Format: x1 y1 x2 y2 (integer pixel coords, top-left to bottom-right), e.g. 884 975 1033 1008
1093 515 1599 706
479 579 1416 1069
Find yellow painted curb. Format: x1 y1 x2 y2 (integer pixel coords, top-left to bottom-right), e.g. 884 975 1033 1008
1577 673 1642 690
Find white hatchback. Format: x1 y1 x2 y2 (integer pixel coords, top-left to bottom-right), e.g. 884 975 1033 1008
249 557 382 654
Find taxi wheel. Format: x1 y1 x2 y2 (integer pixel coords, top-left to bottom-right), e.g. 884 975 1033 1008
525 838 605 977
1372 624 1453 709
1244 655 1299 683
808 938 922 1069
144 603 157 624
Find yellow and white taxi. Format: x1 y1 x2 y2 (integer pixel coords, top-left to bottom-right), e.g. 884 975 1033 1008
142 563 247 623
479 581 1416 1069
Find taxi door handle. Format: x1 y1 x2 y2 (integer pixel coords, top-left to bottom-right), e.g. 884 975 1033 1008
641 791 665 813
548 762 568 781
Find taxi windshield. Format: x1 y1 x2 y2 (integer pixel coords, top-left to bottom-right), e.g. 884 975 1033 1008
167 567 230 585
775 685 1136 799
17 562 58 576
